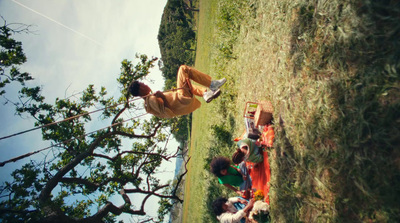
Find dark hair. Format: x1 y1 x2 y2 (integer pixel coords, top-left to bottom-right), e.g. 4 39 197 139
210 157 230 177
212 197 228 216
128 80 141 96
232 148 245 164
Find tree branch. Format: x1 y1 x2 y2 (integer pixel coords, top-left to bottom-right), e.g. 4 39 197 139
171 156 191 201
83 188 149 222
139 218 155 223
92 144 181 162
124 184 182 202
59 177 99 188
111 100 131 128
11 122 167 211
86 201 145 223
0 208 38 215
112 122 162 139
38 131 115 205
120 188 131 205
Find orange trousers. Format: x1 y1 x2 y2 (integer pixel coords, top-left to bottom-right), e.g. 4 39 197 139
176 65 212 97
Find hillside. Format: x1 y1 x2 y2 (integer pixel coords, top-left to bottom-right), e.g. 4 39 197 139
183 0 400 222
157 0 197 89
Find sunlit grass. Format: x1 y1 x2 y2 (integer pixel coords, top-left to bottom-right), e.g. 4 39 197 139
181 1 220 223
183 0 400 222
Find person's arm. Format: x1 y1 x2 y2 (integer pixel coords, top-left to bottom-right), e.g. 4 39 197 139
231 165 241 174
219 199 254 223
231 165 247 181
242 198 255 213
227 197 240 203
153 91 171 109
223 184 243 196
185 78 193 94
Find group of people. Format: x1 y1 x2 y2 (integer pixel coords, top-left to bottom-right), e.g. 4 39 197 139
210 137 264 197
210 137 265 223
129 65 268 222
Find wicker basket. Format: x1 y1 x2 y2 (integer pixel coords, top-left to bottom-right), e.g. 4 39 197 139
254 100 273 126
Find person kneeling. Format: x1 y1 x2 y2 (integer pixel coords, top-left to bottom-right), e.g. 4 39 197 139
232 138 263 165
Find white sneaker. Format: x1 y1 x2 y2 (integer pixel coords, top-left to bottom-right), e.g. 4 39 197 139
203 89 221 103
210 78 227 91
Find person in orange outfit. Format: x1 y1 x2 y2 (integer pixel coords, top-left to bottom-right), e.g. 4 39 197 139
128 65 226 118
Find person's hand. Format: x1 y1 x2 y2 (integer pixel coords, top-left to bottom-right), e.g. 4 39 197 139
153 91 171 108
236 190 244 196
248 198 255 208
238 198 248 205
243 198 255 213
153 91 164 97
231 165 242 174
185 78 193 91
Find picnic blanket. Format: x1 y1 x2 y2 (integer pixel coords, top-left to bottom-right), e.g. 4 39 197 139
247 150 271 204
260 124 274 147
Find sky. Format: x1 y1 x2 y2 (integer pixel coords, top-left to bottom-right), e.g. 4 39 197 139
0 0 178 221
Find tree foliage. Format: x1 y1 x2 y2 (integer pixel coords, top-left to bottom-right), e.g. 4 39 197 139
157 0 197 90
157 0 197 144
0 55 187 223
157 151 189 223
0 17 34 96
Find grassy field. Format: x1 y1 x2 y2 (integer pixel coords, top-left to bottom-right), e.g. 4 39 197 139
181 0 400 222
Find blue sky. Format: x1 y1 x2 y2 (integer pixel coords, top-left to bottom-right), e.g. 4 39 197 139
0 0 178 221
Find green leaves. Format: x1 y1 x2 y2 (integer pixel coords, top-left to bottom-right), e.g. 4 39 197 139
117 54 158 97
0 22 33 97
158 0 196 87
1 16 183 221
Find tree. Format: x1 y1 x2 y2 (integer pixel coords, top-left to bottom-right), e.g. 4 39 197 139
157 149 190 222
183 1 199 12
156 1 197 144
0 54 188 223
157 0 196 93
0 17 35 96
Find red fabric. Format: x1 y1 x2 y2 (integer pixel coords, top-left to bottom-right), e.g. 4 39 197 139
247 150 271 204
234 130 247 142
260 124 274 147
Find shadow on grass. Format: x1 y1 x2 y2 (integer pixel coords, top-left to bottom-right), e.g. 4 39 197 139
285 0 400 221
269 117 304 221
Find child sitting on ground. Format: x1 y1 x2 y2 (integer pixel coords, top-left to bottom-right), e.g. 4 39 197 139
232 138 263 165
210 156 252 197
212 197 255 223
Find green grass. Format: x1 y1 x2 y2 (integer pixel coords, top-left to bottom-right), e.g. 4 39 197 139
181 1 220 223
182 0 400 222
